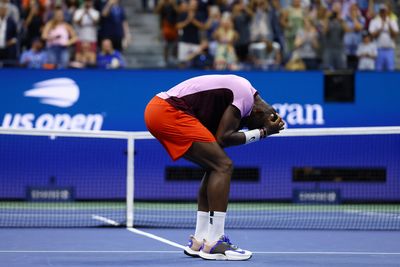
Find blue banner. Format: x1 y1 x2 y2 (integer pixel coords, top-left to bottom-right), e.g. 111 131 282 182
0 69 399 131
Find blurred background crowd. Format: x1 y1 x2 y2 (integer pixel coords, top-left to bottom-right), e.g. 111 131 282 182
0 0 399 70
0 0 129 69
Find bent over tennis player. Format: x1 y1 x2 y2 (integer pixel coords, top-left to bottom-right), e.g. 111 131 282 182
144 74 284 261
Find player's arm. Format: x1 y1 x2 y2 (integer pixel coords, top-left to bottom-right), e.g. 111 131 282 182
215 105 267 148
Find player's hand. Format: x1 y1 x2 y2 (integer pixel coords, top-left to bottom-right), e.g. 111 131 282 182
264 114 285 136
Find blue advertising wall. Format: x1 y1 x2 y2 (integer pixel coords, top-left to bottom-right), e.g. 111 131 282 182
0 69 399 201
0 69 400 130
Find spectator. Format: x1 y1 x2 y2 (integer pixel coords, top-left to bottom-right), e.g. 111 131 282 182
0 3 17 66
97 38 125 68
176 0 205 66
1 0 19 23
66 0 80 21
213 14 239 70
368 4 398 71
294 18 319 69
309 0 326 21
344 4 365 69
186 39 214 69
196 0 213 22
215 0 230 13
249 40 282 70
21 0 44 49
155 0 179 66
249 0 272 42
269 0 285 53
281 0 305 56
322 4 347 70
311 0 329 33
21 0 47 11
231 1 253 62
204 5 221 57
42 7 78 69
73 0 99 67
19 38 47 68
356 31 377 70
100 0 131 51
72 41 97 67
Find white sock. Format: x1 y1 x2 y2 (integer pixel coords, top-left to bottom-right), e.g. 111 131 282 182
206 211 226 244
194 211 209 241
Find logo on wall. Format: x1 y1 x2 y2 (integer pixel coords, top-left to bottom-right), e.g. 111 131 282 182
273 103 325 127
1 78 104 131
24 78 80 108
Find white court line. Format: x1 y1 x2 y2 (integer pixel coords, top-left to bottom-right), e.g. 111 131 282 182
90 215 400 256
91 215 121 226
91 215 185 250
127 228 185 250
0 251 180 253
0 251 399 255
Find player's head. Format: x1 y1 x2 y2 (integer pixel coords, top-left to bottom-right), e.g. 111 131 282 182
245 94 279 130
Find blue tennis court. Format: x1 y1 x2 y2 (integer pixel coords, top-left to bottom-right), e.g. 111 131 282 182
1 228 400 267
1 128 400 266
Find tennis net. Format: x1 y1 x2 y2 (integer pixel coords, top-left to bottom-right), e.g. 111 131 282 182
0 127 399 229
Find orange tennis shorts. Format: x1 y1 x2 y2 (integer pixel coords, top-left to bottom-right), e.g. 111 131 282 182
144 96 216 161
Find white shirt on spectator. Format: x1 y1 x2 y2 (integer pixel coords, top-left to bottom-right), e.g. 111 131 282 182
73 8 100 43
369 16 399 48
0 17 7 48
356 42 377 70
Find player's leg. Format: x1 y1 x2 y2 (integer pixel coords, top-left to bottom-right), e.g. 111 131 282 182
183 171 210 257
197 172 210 212
184 141 252 261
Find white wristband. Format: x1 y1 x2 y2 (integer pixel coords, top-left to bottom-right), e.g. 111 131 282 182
244 129 261 144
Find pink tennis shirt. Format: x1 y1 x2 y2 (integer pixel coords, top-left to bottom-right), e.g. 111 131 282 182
157 74 258 134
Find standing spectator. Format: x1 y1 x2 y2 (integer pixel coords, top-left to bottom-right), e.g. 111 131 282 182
270 0 285 53
100 0 131 51
19 38 47 68
294 18 319 69
344 4 365 69
213 14 239 70
66 0 80 22
249 0 272 42
42 7 78 68
322 5 347 70
155 0 179 66
97 38 125 68
369 4 398 71
204 5 221 57
356 31 377 70
0 3 17 66
176 0 205 66
1 0 19 23
215 0 230 13
74 0 99 67
232 1 253 63
21 0 44 49
311 0 329 33
281 0 305 56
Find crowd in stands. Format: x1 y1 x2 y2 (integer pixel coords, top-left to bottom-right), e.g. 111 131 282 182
156 0 399 71
0 0 130 69
0 0 398 70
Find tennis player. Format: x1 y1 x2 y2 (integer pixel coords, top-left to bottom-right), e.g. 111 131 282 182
144 74 284 261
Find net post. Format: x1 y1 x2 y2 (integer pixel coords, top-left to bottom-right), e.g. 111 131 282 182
126 136 134 228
